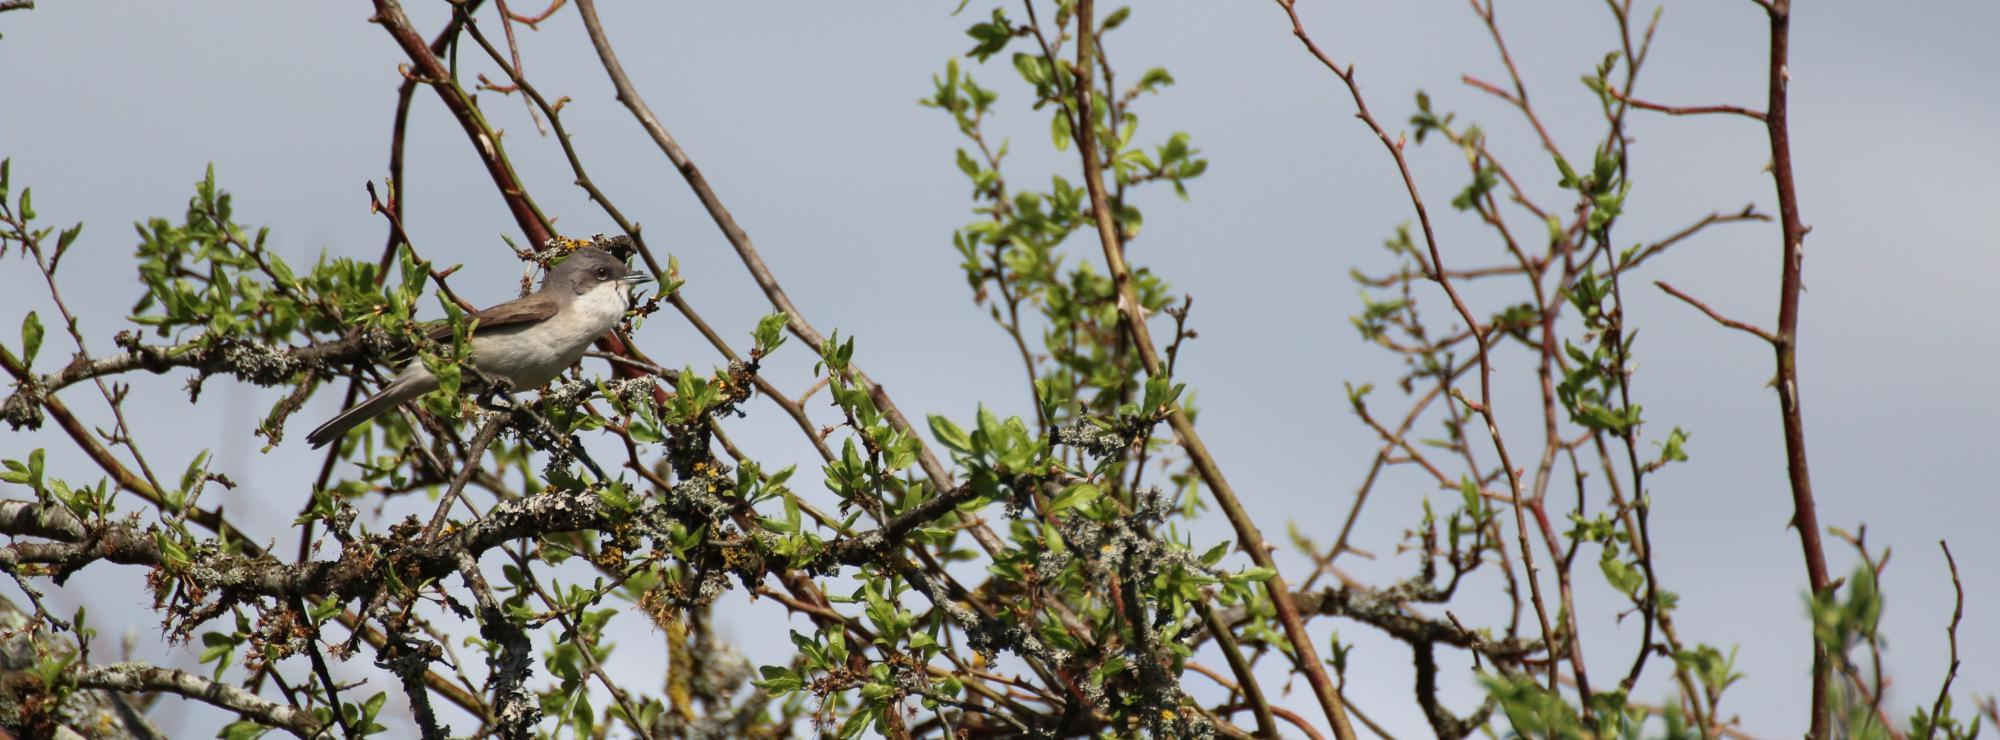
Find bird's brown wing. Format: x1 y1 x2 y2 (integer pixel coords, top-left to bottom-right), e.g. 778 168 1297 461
424 294 559 342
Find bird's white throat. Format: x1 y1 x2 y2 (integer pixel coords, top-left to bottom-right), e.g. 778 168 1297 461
569 281 634 336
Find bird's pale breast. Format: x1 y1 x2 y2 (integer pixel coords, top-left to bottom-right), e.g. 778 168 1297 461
469 282 630 389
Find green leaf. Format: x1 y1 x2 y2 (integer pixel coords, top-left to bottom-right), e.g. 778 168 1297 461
964 8 1013 61
929 414 972 454
266 250 295 286
55 224 81 256
20 312 43 367
752 312 789 355
1553 154 1580 189
754 665 803 693
955 148 981 178
1200 540 1232 566
1049 482 1100 513
220 720 271 740
1659 427 1690 463
178 451 211 500
1101 6 1132 30
1141 377 1184 416
1011 52 1046 86
26 449 44 491
1599 552 1643 597
1458 477 1485 519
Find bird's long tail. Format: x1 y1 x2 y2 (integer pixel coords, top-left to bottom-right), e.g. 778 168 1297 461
305 374 436 449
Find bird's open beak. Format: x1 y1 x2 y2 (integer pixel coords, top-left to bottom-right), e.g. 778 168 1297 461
618 270 653 284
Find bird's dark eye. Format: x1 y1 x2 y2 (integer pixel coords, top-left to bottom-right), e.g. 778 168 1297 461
594 267 609 280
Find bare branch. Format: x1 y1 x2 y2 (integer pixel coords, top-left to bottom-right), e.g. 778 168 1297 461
1606 84 1766 121
1654 281 1777 343
1925 540 1965 734
1757 4 1835 731
1199 601 1279 739
1617 205 1771 274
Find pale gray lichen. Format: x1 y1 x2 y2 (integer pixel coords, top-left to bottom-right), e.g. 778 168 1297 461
664 473 734 525
0 387 44 430
604 377 660 409
1053 420 1130 458
218 340 303 386
539 378 593 408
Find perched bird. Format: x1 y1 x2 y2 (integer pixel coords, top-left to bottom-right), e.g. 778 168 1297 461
305 248 650 448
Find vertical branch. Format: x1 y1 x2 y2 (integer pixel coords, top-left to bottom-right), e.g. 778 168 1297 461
1199 600 1278 738
1071 2 1357 738
1760 1 1832 734
1925 541 1963 736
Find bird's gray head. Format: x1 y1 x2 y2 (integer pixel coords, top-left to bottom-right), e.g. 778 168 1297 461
542 248 651 297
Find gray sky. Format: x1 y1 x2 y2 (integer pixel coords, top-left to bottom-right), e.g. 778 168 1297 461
2 1 1995 736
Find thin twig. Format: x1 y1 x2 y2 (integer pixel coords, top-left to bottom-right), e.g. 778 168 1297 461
424 416 506 539
1606 84 1766 120
1654 281 1776 343
1464 1 1564 157
1617 206 1770 274
1924 540 1964 736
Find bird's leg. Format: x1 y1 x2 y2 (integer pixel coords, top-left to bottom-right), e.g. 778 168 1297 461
471 373 519 412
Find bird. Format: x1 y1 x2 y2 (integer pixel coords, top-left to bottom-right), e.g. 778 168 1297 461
304 247 651 449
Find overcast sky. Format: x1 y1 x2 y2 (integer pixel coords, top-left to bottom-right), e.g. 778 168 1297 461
2 1 1995 737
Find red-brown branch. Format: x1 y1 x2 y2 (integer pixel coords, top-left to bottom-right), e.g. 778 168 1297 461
1760 3 1832 735
1654 281 1776 343
1606 85 1766 121
369 0 551 247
